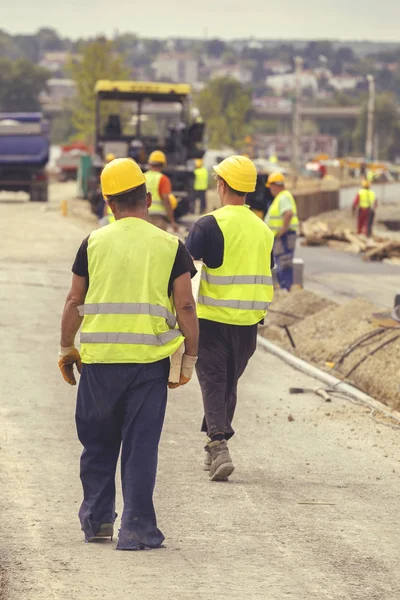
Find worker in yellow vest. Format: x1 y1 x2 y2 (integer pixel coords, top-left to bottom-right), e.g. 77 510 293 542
265 172 299 291
352 180 377 236
145 150 178 231
186 155 274 481
58 158 198 549
192 158 209 214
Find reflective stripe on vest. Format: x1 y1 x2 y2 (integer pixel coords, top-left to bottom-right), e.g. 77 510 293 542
80 218 184 364
359 189 375 209
197 205 274 326
81 329 181 346
198 296 271 311
201 271 273 286
145 170 166 215
79 302 177 328
194 167 208 191
265 190 299 235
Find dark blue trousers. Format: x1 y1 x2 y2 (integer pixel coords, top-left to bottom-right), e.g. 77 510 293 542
273 231 297 291
76 359 169 550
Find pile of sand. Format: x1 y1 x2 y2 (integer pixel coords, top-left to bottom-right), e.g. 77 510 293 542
261 291 400 410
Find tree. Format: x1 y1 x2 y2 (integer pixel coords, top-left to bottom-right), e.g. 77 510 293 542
0 58 49 111
353 92 400 159
196 77 252 148
67 38 130 143
206 39 226 58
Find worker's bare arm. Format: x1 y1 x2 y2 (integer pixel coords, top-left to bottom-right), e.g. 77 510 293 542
60 274 87 347
173 272 199 357
161 194 177 229
278 210 293 236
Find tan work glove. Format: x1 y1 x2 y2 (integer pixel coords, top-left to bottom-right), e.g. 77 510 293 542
168 354 197 389
58 345 82 385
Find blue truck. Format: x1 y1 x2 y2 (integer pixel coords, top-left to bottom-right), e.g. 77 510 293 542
0 112 49 202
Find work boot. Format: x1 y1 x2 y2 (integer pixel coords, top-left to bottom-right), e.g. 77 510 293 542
208 440 235 482
86 522 114 543
203 444 212 471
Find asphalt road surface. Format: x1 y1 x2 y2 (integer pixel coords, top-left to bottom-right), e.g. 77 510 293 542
1 185 400 599
298 243 400 308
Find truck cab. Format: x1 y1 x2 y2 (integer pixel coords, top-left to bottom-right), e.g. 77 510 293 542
0 113 49 202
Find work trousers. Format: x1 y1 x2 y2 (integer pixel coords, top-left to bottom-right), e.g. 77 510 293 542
76 360 169 550
367 209 375 237
191 190 207 214
357 208 370 235
273 231 297 291
196 319 257 440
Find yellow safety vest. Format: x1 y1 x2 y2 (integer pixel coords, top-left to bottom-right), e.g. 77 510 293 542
80 218 184 364
198 205 274 326
194 167 209 191
145 170 166 216
359 189 376 209
265 190 299 237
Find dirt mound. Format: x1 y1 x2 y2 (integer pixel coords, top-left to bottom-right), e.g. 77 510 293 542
261 292 400 410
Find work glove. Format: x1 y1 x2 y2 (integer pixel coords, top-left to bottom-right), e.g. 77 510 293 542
168 354 197 389
58 345 82 386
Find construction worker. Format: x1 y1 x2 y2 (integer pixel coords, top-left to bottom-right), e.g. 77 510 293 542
145 150 177 231
265 172 299 291
58 158 198 549
352 180 377 236
185 155 274 481
192 158 209 214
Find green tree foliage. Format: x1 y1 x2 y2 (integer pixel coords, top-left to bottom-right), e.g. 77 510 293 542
196 77 252 148
0 58 49 111
67 38 130 143
354 92 400 159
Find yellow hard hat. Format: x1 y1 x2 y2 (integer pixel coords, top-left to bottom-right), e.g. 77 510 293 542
195 158 203 168
149 150 167 165
101 158 146 197
213 155 257 193
266 172 285 187
106 153 116 163
169 193 178 210
362 179 370 188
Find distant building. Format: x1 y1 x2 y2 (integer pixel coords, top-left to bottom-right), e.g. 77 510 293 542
40 79 76 111
254 134 338 161
252 96 292 110
210 65 253 85
328 75 361 91
263 60 291 75
39 52 79 74
152 53 199 84
266 72 318 95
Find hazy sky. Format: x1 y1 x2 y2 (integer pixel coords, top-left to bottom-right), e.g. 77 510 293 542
3 0 400 41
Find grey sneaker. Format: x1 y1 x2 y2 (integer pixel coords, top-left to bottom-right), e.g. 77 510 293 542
208 440 235 481
86 523 114 543
204 445 212 471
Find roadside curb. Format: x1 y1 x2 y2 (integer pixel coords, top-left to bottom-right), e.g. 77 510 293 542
257 334 400 422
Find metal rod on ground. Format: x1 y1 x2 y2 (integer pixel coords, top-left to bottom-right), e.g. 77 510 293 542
291 56 303 188
365 74 375 161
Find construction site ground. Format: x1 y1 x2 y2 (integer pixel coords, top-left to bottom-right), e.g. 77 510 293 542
1 183 400 599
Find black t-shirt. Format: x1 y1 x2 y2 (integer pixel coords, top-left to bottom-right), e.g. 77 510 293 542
185 214 274 269
72 236 196 296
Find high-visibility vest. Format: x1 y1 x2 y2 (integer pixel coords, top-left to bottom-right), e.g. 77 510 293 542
197 205 274 326
80 218 184 364
145 170 167 216
194 167 208 191
265 190 299 237
359 189 376 209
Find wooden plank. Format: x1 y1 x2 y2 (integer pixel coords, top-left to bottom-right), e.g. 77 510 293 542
169 260 203 383
362 241 393 262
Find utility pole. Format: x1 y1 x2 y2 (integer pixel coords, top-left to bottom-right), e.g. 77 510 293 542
365 74 375 161
292 56 303 186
